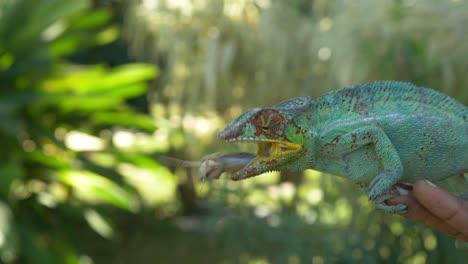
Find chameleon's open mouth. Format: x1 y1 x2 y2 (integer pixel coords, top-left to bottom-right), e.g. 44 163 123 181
216 139 301 180
217 130 303 179
221 138 301 159
255 140 302 158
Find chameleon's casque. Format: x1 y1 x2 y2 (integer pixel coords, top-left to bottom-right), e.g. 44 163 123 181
217 81 468 214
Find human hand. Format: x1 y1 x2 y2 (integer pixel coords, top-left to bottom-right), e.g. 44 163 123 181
387 180 468 242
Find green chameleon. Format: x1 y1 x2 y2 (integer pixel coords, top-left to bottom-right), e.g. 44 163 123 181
216 81 468 214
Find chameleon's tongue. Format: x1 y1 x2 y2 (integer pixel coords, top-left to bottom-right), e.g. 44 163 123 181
199 152 255 180
257 142 273 156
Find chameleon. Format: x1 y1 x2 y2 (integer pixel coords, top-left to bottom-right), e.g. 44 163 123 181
215 81 468 214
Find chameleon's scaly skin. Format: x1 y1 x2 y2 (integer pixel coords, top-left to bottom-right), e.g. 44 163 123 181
217 81 468 213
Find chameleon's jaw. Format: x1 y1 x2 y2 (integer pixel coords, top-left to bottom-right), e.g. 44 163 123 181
219 138 302 179
255 140 302 159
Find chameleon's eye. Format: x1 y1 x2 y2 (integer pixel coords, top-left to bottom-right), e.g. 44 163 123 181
261 121 279 131
254 109 285 135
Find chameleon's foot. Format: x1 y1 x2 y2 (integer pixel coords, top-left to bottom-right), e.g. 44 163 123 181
368 171 398 202
369 187 407 214
375 202 407 214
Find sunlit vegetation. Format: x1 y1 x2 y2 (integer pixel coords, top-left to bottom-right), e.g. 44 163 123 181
0 0 467 263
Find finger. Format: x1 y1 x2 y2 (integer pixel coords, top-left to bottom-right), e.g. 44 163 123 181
456 233 468 242
387 195 459 236
413 180 468 237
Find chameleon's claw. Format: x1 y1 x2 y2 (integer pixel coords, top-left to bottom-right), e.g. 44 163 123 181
368 171 400 203
368 187 405 213
368 185 381 202
368 193 377 202
368 177 381 201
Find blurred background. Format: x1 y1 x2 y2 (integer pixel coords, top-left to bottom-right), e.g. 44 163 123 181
0 0 467 263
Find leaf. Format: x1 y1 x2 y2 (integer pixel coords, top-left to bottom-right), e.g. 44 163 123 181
100 64 158 88
84 209 115 239
92 112 157 132
115 153 163 171
49 35 84 57
96 26 119 45
69 9 112 29
41 64 157 94
4 0 87 53
26 150 71 169
37 64 158 112
38 85 146 112
115 154 177 206
56 170 139 212
55 94 124 112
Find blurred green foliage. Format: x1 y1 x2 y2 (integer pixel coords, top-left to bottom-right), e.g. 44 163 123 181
0 0 166 263
0 0 467 263
126 0 468 114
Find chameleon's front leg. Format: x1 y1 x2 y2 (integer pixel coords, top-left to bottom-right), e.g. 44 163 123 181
320 126 406 214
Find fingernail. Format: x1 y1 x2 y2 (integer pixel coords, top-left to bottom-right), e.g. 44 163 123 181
424 180 438 188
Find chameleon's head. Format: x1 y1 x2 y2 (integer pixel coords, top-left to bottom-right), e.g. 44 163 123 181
217 96 312 180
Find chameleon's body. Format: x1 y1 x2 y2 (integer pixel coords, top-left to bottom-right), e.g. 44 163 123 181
217 81 468 213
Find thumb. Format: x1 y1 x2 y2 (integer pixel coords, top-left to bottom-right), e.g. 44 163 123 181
413 180 468 237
